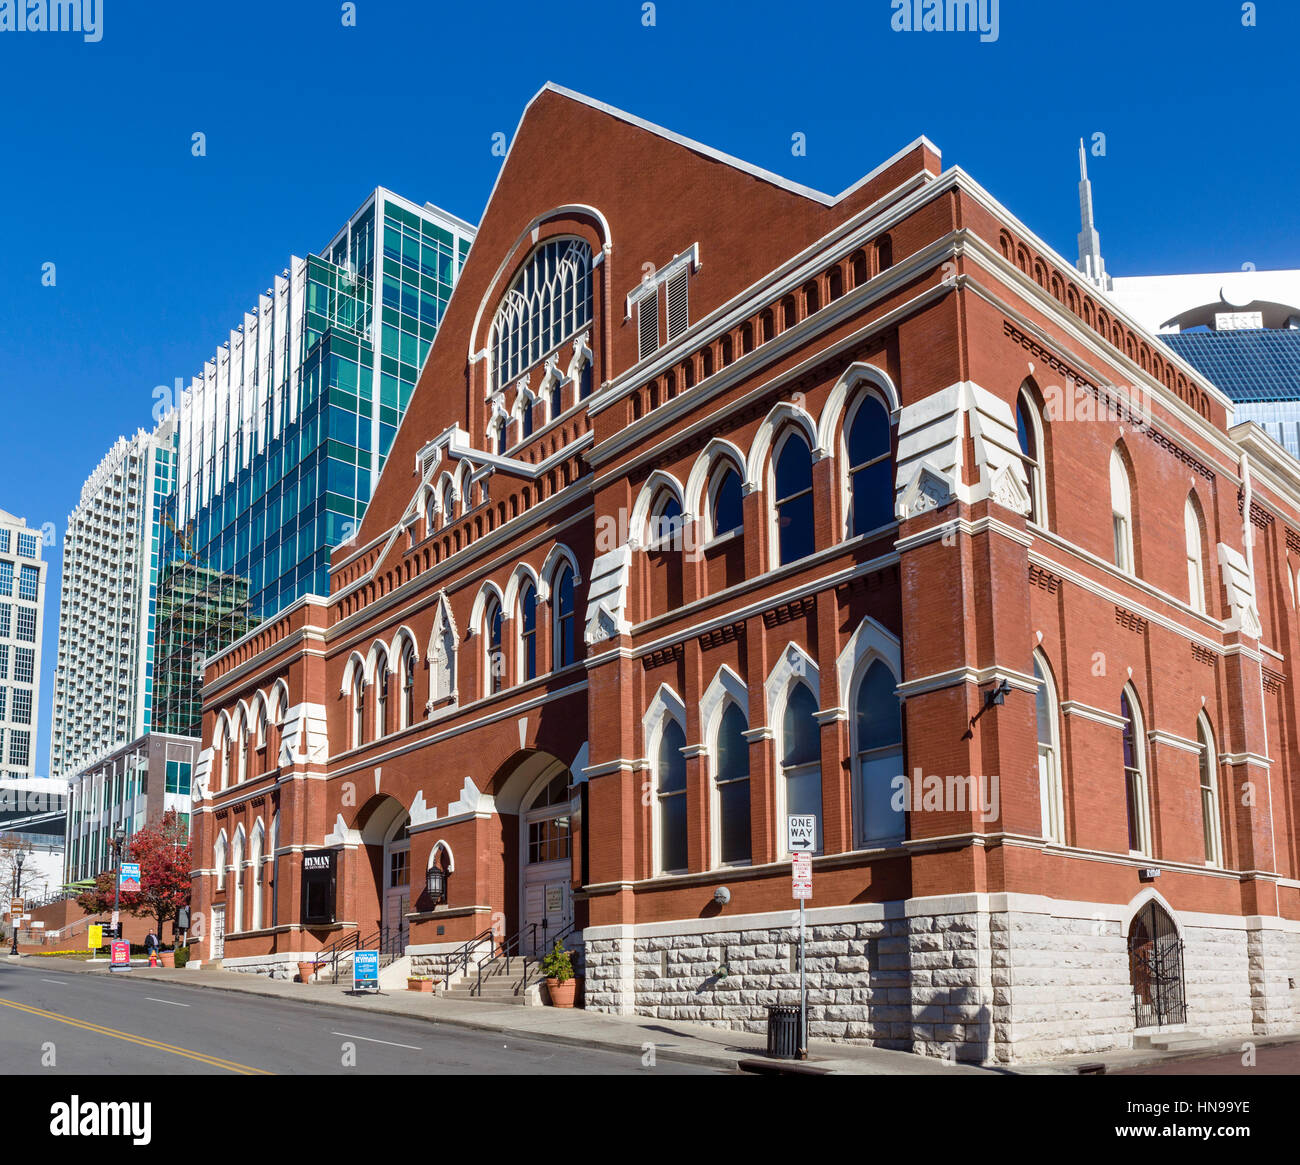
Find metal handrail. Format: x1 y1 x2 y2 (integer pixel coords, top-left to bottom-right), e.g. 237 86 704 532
523 920 578 986
444 926 495 984
475 922 538 997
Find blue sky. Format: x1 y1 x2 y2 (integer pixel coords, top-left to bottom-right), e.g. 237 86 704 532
1 0 1295 771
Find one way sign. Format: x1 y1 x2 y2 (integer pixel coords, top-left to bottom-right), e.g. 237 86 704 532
787 815 816 853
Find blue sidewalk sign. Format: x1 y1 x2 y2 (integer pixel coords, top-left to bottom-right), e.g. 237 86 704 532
353 950 380 992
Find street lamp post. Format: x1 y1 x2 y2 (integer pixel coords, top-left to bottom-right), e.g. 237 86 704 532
9 851 24 955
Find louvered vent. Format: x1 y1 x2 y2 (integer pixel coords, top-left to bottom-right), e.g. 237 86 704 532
666 269 689 341
638 294 660 360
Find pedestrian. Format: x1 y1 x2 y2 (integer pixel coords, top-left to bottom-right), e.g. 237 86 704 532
145 930 158 956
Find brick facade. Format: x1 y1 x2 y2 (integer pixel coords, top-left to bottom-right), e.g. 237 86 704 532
189 84 1300 1063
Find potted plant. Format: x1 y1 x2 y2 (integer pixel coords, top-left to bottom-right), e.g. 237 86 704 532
407 975 436 993
540 939 576 1007
297 959 319 983
159 947 176 968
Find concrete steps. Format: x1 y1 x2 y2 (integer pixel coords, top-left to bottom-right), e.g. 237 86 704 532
1134 1029 1215 1052
442 959 541 1005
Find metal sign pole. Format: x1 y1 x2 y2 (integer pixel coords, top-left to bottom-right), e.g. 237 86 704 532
799 897 807 1059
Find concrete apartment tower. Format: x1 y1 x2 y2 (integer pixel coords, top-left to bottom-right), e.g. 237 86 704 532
0 510 49 780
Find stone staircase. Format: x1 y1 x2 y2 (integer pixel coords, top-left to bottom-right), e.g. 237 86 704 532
441 956 542 1005
1133 1027 1214 1053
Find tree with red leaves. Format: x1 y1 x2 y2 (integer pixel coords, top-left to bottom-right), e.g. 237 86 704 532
76 810 192 942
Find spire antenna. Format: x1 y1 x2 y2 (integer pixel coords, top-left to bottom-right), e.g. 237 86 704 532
1076 138 1112 292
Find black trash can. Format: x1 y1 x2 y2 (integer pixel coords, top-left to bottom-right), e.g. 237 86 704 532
766 1004 802 1059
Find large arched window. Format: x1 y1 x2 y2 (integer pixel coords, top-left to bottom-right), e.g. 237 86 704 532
1185 494 1207 613
489 238 594 392
709 464 744 539
400 639 417 729
374 650 390 739
714 703 751 865
519 583 538 681
656 718 688 874
648 493 684 611
238 717 249 783
249 823 264 932
1110 448 1134 572
553 565 576 668
1197 714 1223 866
218 722 230 790
1120 688 1151 855
846 396 893 537
782 683 822 852
231 828 245 932
1017 388 1047 525
853 660 904 847
774 433 815 565
1034 651 1065 844
484 596 504 695
214 832 227 890
351 669 366 749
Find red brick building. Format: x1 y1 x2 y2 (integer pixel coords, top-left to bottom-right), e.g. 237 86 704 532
189 84 1300 1062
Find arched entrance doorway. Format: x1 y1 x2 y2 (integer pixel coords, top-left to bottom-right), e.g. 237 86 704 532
521 769 574 955
488 748 580 957
1128 900 1187 1027
382 812 411 949
354 794 410 954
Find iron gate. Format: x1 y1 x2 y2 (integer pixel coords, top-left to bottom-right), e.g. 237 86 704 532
1128 901 1187 1027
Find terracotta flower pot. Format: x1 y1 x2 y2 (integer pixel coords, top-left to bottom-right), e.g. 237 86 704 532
407 978 434 992
546 977 577 1008
159 951 175 968
297 960 317 983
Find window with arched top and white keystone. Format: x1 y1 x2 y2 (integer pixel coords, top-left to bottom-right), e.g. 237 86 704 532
700 665 751 868
767 643 823 854
644 685 689 876
1120 686 1152 856
1110 447 1135 573
1185 494 1208 614
214 829 228 891
843 392 894 539
249 820 265 932
770 428 816 566
488 237 594 395
1196 712 1223 867
231 826 245 932
1033 649 1065 845
1016 386 1048 527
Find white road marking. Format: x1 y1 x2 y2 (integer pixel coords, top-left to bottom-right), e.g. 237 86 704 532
146 997 190 1007
330 1031 421 1050
40 978 68 985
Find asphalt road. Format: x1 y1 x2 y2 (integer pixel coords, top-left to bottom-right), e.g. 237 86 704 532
0 962 718 1075
1114 1043 1300 1075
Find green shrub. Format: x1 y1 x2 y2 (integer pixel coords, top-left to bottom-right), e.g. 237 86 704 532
539 939 573 982
174 945 190 968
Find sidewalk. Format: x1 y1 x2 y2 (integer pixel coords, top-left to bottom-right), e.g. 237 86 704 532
13 955 998 1076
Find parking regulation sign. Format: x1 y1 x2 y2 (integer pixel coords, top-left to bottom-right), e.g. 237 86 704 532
787 815 816 853
792 851 813 900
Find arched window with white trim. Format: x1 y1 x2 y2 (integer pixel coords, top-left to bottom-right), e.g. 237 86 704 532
1034 650 1065 844
1017 387 1047 526
853 659 904 847
489 238 594 393
1197 714 1223 866
214 831 227 890
773 432 815 565
231 828 245 932
553 565 576 669
1110 447 1134 573
237 715 249 784
845 395 893 537
1120 687 1151 855
351 668 366 749
250 822 264 931
714 703 751 865
709 464 744 539
1185 494 1208 613
656 718 688 874
782 682 822 851
484 596 504 695
400 638 418 729
374 649 390 738
218 720 230 790
519 583 538 681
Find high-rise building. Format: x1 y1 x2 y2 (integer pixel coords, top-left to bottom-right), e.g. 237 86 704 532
49 423 175 777
152 187 474 737
1109 270 1300 457
0 510 49 780
54 187 473 883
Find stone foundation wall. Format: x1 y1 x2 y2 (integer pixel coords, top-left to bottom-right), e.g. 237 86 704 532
220 952 309 980
583 896 1300 1064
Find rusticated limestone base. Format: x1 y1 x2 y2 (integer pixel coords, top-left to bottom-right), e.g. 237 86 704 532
582 893 1300 1064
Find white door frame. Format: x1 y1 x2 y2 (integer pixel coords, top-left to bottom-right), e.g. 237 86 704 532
519 771 575 955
